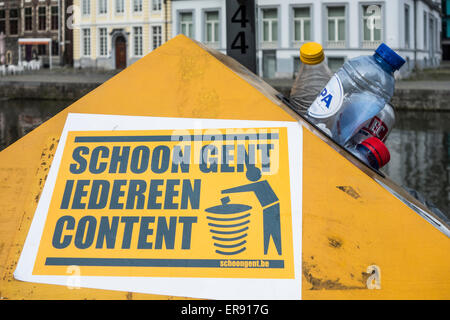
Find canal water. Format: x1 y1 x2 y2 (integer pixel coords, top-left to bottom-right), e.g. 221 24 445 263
383 110 450 218
0 99 448 218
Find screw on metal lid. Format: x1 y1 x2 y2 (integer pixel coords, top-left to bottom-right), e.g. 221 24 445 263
300 42 325 65
360 137 391 167
375 43 406 71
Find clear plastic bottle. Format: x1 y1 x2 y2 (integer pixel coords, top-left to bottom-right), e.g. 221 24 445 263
290 42 333 115
307 43 405 145
349 136 390 170
346 103 396 147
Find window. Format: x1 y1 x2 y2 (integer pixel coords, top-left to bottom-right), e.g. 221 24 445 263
25 7 32 31
38 44 46 55
327 6 346 48
152 0 162 12
429 17 435 53
262 50 276 78
0 10 5 34
133 26 143 56
99 0 108 15
424 12 427 49
262 8 278 43
436 19 440 51
82 28 91 56
293 7 311 43
205 11 219 44
328 57 345 73
405 5 410 48
51 6 58 30
152 26 162 49
180 12 193 38
115 0 124 14
447 18 450 39
133 0 142 13
9 9 19 35
5 51 12 65
362 4 382 48
52 40 58 55
82 0 90 15
99 28 108 56
38 7 46 31
293 56 301 77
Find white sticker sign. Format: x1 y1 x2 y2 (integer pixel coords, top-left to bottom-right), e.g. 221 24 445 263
14 113 303 300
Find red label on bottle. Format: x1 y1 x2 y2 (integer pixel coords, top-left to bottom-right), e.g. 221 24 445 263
361 116 388 142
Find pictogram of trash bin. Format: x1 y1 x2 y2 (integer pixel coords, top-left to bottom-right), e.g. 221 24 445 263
205 196 252 256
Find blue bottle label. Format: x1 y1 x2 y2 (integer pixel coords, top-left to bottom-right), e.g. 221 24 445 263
308 74 344 119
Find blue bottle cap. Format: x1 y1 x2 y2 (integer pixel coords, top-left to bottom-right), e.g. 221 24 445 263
375 43 406 71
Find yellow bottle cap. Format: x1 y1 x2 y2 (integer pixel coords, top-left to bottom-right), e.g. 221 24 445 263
300 42 325 65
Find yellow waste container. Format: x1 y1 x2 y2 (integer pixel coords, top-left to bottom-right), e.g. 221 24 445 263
0 35 448 300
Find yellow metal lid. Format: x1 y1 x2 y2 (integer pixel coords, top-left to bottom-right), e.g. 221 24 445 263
300 42 325 65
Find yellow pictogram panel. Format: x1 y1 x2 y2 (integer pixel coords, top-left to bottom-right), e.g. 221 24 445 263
32 128 295 280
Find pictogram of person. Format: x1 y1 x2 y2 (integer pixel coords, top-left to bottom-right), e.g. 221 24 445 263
221 166 282 255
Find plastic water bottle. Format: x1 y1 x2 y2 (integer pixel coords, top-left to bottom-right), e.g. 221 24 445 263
347 103 396 147
307 43 405 145
290 42 333 115
349 136 390 170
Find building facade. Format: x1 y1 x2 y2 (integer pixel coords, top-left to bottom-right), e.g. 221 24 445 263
443 0 450 60
171 0 226 50
171 0 442 79
72 0 172 69
0 0 73 66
